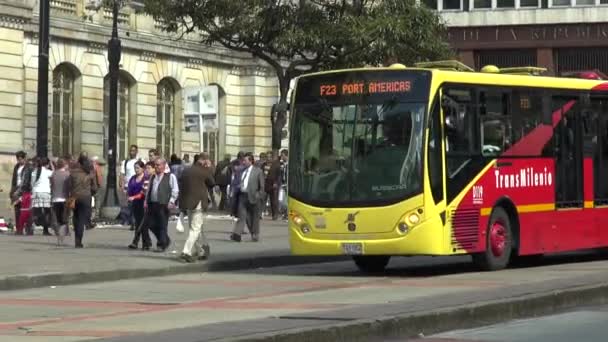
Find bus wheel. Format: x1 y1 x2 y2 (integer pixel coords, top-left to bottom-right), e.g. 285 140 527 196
353 256 390 274
473 207 513 271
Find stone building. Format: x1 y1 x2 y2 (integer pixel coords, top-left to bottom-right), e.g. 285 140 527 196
0 0 281 217
0 0 280 160
429 0 608 75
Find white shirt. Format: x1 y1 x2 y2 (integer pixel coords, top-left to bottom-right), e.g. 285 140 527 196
121 158 138 187
241 166 252 192
150 173 179 204
16 165 24 187
31 167 53 194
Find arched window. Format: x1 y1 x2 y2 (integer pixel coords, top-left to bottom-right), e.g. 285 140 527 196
157 80 176 158
104 73 131 162
51 65 75 157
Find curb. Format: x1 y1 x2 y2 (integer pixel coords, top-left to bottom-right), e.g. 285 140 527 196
225 282 608 342
0 255 348 292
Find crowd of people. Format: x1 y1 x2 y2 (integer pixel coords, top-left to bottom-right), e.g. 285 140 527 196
5 146 289 263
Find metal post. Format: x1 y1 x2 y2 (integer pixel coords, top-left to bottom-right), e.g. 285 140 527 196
36 0 50 158
102 0 121 213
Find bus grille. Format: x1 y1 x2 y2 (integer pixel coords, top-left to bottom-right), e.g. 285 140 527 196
449 207 480 250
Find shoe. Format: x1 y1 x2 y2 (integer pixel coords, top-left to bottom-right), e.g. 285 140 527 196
142 246 151 251
229 233 241 242
154 247 166 253
128 244 138 250
198 245 210 260
75 244 83 248
252 234 259 242
179 253 196 263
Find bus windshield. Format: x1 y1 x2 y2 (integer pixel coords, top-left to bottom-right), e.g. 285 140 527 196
289 70 431 206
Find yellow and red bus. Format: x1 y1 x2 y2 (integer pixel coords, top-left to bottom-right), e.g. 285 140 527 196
287 61 608 272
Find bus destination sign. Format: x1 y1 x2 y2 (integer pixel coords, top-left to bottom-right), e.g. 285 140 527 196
319 80 412 97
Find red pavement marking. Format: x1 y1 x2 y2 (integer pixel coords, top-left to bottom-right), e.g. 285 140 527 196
0 298 163 309
0 330 134 338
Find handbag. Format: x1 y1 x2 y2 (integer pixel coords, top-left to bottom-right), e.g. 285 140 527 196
67 197 76 209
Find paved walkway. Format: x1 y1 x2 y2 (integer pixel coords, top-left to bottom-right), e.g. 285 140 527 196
0 215 312 290
0 253 606 341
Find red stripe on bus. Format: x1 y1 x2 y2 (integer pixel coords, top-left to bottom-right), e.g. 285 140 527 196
502 100 575 156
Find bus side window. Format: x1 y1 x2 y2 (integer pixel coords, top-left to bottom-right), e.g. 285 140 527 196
428 97 443 204
480 89 510 157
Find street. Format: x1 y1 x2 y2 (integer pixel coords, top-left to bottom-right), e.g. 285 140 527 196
0 246 607 341
419 304 608 342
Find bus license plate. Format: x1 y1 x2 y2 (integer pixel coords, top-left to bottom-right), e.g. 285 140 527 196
342 243 362 255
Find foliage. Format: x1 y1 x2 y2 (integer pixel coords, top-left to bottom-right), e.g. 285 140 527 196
144 0 453 149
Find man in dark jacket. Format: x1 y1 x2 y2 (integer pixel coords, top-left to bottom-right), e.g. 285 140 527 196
9 151 27 227
264 152 282 220
214 154 231 211
179 153 215 262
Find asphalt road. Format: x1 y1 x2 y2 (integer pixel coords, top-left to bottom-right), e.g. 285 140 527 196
416 304 608 342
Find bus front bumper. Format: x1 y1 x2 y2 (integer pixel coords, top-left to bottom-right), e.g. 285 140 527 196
289 216 448 256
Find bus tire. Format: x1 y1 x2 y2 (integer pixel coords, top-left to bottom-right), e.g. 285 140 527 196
473 207 513 271
353 256 390 273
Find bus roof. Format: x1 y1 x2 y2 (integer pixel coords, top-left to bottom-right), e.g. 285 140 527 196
297 64 608 91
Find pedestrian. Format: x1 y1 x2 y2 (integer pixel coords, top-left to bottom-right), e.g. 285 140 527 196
12 181 32 236
279 149 288 219
67 154 98 248
229 151 245 218
146 158 179 252
120 145 141 230
9 151 27 229
179 153 215 262
31 157 53 236
230 153 265 242
199 152 216 210
264 152 282 221
51 158 70 241
214 154 232 211
182 154 191 166
127 160 151 250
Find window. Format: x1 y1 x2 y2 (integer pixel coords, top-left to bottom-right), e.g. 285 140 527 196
157 80 176 158
551 0 571 6
51 66 74 157
103 74 131 163
479 90 510 157
428 97 443 204
497 0 515 7
520 0 540 6
473 0 491 8
422 0 438 9
443 0 462 9
575 0 594 4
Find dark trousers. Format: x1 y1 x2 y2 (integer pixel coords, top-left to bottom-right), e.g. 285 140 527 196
53 202 67 225
131 200 151 247
266 187 279 219
33 207 52 234
148 202 170 248
234 193 260 237
13 202 20 229
218 185 228 211
73 196 92 246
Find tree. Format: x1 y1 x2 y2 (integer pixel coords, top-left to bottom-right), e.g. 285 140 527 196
144 0 452 151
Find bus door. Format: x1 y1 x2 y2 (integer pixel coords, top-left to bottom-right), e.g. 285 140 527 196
592 96 608 206
554 95 584 209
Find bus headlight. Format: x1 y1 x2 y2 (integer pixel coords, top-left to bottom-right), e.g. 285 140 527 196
398 222 409 233
290 212 311 235
408 213 420 225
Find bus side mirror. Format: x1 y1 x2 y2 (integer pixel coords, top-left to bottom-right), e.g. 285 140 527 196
542 95 552 125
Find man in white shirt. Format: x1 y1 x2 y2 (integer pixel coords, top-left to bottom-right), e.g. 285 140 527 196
230 153 265 242
120 145 141 192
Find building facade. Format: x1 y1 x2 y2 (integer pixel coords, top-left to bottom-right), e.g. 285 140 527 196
0 0 283 218
430 0 608 75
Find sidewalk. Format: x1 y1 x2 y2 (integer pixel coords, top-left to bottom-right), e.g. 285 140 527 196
0 215 335 291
